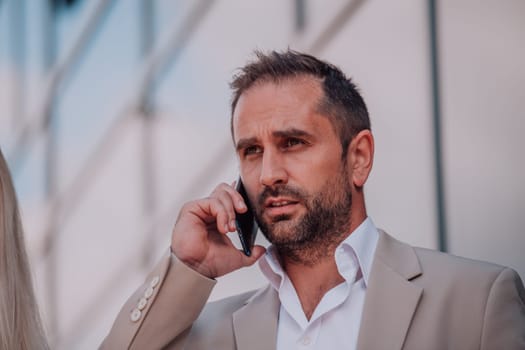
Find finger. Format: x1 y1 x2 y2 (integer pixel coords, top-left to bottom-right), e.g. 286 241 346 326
211 187 238 232
211 183 249 230
215 182 248 214
193 197 231 234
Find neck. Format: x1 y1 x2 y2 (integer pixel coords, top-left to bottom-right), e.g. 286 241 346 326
278 210 368 320
283 254 344 320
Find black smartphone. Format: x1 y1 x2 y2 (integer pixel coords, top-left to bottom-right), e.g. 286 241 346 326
235 179 259 256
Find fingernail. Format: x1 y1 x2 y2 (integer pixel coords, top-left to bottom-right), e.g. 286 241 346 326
224 224 230 232
230 220 236 229
238 201 246 209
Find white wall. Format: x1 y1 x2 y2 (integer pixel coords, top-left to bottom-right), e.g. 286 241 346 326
440 0 525 277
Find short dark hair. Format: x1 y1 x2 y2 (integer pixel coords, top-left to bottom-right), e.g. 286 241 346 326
229 50 371 154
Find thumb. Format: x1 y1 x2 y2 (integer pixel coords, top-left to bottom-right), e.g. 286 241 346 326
240 245 266 266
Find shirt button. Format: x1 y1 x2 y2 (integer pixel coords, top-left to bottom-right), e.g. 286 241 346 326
137 297 148 310
301 336 311 346
144 286 154 299
130 309 142 322
150 275 160 288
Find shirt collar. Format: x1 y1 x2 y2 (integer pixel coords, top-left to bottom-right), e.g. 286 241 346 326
337 216 378 286
259 245 285 290
259 217 379 290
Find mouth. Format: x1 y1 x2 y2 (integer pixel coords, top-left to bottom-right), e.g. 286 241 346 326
263 197 301 217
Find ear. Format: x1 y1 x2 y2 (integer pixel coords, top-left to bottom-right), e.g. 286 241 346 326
347 130 374 188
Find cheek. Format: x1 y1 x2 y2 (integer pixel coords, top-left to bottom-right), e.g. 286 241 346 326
292 152 341 180
304 163 346 198
239 159 259 179
239 160 262 193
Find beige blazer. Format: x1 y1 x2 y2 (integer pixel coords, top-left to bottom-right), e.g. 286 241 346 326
101 231 525 349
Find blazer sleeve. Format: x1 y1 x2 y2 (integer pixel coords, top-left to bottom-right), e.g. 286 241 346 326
99 250 217 350
480 267 525 350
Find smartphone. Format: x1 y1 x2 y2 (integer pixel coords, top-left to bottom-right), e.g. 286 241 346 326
235 179 259 256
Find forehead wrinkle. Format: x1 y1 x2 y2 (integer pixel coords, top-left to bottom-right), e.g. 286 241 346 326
272 128 313 139
233 76 326 143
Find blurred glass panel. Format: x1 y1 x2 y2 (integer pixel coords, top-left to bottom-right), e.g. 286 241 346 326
54 0 140 190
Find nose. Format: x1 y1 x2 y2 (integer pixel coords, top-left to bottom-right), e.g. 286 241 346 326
259 149 288 187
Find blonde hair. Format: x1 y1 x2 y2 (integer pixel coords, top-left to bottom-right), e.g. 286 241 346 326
0 149 49 349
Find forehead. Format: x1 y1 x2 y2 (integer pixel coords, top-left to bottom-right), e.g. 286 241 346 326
232 77 328 141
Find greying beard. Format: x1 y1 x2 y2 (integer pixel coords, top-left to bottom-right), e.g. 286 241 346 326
255 165 353 266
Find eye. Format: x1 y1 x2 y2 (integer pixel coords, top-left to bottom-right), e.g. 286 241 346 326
283 138 305 148
243 145 262 156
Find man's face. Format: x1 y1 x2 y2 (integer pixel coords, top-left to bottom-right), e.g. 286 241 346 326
233 77 354 258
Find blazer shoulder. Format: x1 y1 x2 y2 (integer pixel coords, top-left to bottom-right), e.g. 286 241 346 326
411 249 525 349
413 246 509 281
410 245 525 307
415 246 504 271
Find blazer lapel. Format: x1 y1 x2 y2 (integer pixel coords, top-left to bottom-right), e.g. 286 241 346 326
357 231 423 350
233 284 280 350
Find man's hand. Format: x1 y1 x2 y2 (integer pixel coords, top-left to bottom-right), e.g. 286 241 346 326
171 182 266 279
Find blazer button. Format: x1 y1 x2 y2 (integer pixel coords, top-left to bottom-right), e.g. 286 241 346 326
137 297 148 310
130 309 142 322
144 286 154 299
150 276 160 288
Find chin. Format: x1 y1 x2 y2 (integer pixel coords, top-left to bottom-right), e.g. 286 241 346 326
271 214 293 223
260 216 300 244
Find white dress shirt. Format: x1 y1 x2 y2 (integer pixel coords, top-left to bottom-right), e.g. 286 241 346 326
259 217 379 350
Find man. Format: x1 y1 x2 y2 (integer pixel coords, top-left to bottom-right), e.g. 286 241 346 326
101 50 525 349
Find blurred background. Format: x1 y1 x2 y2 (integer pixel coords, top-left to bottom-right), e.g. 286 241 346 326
0 0 524 348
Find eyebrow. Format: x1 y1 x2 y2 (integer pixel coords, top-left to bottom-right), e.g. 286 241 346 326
236 137 258 152
235 128 314 152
